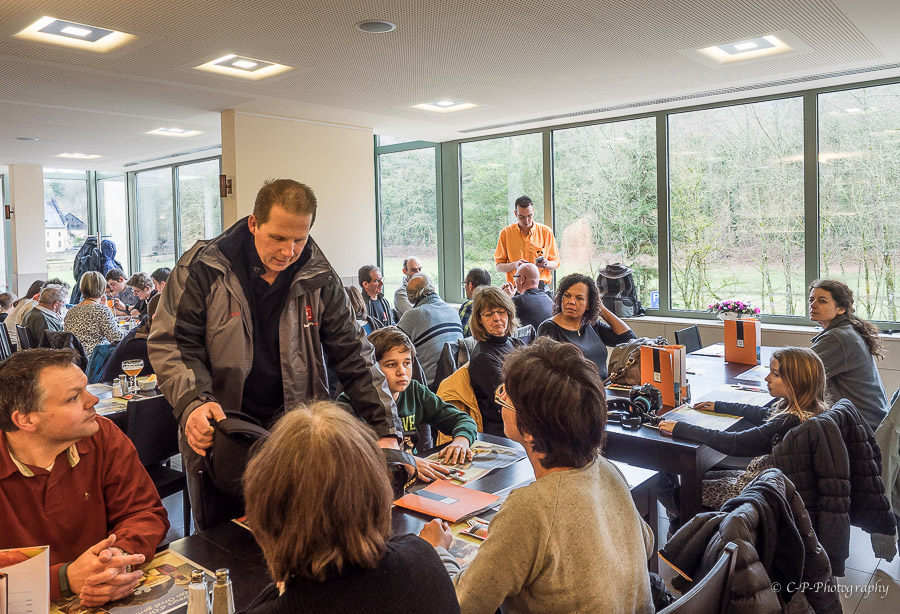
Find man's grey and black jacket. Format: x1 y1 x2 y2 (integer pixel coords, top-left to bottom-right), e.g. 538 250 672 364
149 218 402 527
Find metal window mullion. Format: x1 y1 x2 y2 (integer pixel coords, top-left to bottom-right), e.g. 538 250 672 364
374 136 384 271
126 171 139 273
803 92 820 297
656 113 672 314
434 144 446 299
172 165 181 258
440 141 463 303
542 129 556 291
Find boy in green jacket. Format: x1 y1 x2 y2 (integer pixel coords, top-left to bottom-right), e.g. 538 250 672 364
339 326 477 482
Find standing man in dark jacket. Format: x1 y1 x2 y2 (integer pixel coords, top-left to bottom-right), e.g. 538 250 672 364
149 179 402 529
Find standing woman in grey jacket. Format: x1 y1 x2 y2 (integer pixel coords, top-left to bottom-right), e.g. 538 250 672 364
808 279 889 430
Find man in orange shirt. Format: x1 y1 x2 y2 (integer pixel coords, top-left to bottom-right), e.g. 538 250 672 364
494 196 560 290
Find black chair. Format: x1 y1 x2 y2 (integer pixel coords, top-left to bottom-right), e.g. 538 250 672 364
659 542 737 614
39 330 89 370
0 324 12 360
15 324 32 350
512 324 536 344
124 395 191 535
433 337 476 391
674 325 702 354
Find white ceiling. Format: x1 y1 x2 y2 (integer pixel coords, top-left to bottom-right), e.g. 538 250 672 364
1 0 899 171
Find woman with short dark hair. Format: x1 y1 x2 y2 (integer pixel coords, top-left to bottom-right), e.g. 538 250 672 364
244 402 460 614
807 279 889 430
420 338 654 614
468 286 522 436
537 273 635 378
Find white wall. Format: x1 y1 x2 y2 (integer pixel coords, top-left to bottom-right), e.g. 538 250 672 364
8 164 46 294
627 316 900 398
220 111 377 277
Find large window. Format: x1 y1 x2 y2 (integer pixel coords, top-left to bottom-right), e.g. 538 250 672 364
554 117 658 306
135 168 176 271
668 98 805 315
178 159 222 253
460 134 543 285
375 77 900 327
97 173 129 274
132 159 221 273
378 148 438 299
43 171 90 289
819 83 900 322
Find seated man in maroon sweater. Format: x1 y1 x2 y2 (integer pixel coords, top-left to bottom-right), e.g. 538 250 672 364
0 349 169 606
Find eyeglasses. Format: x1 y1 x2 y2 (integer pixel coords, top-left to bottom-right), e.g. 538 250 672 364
495 384 515 412
512 274 525 280
481 308 507 318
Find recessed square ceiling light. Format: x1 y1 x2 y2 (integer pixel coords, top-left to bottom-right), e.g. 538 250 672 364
13 16 136 52
411 99 479 113
194 54 292 80
57 152 102 159
718 37 775 55
690 33 801 66
146 127 204 137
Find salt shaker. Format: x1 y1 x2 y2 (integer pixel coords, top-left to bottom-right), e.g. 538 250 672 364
211 568 234 614
187 569 210 614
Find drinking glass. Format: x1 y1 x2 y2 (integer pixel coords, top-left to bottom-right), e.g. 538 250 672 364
121 359 144 394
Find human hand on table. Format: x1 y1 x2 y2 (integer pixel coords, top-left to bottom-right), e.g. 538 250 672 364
419 518 453 549
657 420 677 437
415 457 452 482
185 401 226 456
692 401 716 412
437 437 473 465
67 534 146 606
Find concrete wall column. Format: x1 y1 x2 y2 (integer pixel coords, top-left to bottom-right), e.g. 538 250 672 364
8 164 46 294
220 111 377 277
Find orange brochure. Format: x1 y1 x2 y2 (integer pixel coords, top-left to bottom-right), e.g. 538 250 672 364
394 480 500 522
724 319 761 365
640 345 687 406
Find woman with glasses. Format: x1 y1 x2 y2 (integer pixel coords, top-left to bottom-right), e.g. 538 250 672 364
467 286 523 436
419 338 654 614
537 273 635 379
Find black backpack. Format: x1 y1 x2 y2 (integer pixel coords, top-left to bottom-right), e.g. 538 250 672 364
597 263 645 318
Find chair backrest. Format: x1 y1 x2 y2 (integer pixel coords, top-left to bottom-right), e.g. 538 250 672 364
675 325 702 354
512 324 536 344
15 324 32 350
124 395 179 466
659 542 737 614
39 331 89 370
0 323 12 359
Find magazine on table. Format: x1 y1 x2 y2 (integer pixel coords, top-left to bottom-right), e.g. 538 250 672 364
50 550 213 614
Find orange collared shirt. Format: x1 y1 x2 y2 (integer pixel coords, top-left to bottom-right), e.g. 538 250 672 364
494 221 559 284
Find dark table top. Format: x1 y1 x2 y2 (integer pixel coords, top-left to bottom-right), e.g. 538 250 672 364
601 344 776 517
168 433 658 611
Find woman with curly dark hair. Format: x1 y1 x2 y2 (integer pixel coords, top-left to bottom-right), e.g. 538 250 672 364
536 273 635 378
808 279 889 430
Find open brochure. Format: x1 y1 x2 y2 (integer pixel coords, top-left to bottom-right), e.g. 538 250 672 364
0 546 49 614
663 404 742 432
50 550 213 614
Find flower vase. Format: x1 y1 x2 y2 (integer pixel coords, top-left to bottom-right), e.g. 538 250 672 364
717 311 741 321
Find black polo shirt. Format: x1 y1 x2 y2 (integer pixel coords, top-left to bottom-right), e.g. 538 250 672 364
220 224 310 426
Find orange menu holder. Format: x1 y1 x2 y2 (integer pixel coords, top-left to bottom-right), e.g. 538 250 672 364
724 318 761 365
640 345 686 407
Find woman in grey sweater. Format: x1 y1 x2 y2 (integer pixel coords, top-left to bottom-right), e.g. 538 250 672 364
808 279 888 431
419 338 654 614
